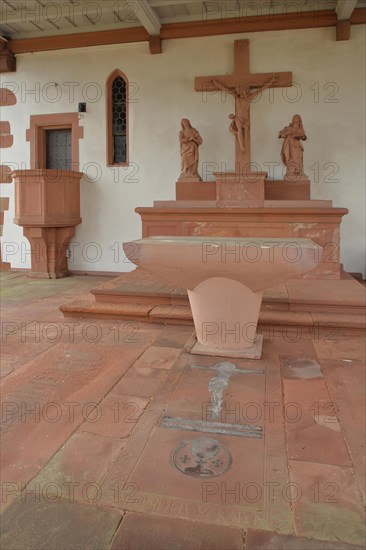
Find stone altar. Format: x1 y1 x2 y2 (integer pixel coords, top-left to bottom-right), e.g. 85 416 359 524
123 236 321 358
136 40 346 280
61 39 364 335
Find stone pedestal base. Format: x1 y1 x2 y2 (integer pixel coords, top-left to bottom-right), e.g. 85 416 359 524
176 181 216 201
190 334 263 359
188 279 263 355
175 177 311 202
178 175 202 183
265 178 310 200
215 171 266 204
23 226 75 279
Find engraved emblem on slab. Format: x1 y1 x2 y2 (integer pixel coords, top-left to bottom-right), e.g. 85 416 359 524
172 437 232 477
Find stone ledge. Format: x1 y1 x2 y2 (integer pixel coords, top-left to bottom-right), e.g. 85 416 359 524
60 294 365 331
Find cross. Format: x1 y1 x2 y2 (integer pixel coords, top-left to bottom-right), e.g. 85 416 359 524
191 362 264 419
195 40 292 174
180 454 190 463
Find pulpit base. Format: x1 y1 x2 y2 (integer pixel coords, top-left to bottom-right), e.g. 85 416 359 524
23 226 75 279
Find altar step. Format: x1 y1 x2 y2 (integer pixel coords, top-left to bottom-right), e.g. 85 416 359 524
60 269 366 331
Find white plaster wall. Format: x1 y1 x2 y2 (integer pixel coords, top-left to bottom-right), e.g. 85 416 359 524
1 25 365 275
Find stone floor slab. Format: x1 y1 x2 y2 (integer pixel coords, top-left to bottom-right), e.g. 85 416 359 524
0 498 122 550
153 324 195 348
27 432 125 501
261 330 318 359
289 460 365 546
280 356 323 379
1 342 146 489
80 393 150 438
321 358 366 503
100 321 160 348
282 376 351 466
312 335 366 360
132 345 183 370
110 511 243 550
245 528 364 549
1 273 365 547
111 365 169 398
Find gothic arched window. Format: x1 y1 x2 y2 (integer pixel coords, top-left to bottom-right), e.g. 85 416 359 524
107 69 128 165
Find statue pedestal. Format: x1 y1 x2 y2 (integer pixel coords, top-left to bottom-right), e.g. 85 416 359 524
265 177 310 200
176 176 311 202
176 181 216 201
178 175 202 183
215 171 266 205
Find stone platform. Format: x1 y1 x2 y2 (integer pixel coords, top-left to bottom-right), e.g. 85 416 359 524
176 178 311 201
1 272 365 549
60 268 366 332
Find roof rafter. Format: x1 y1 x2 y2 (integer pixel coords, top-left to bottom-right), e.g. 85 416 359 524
135 0 161 35
336 0 358 20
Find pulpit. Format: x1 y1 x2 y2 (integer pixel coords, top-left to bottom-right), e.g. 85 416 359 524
12 169 83 278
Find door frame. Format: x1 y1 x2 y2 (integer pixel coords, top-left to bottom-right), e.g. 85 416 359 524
26 113 84 170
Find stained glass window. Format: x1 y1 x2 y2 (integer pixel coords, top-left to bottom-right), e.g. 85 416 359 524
107 70 128 165
111 76 127 163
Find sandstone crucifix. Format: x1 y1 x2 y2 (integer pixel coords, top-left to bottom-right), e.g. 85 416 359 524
195 40 292 174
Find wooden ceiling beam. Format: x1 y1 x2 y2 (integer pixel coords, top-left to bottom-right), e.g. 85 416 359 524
9 27 149 54
8 8 366 55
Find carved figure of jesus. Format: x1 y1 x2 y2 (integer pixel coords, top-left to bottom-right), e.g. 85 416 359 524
211 76 278 153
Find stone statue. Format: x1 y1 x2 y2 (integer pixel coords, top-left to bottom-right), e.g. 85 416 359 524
179 119 203 181
210 76 278 153
278 114 307 178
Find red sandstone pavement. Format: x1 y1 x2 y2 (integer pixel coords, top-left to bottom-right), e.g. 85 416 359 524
0 272 365 550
